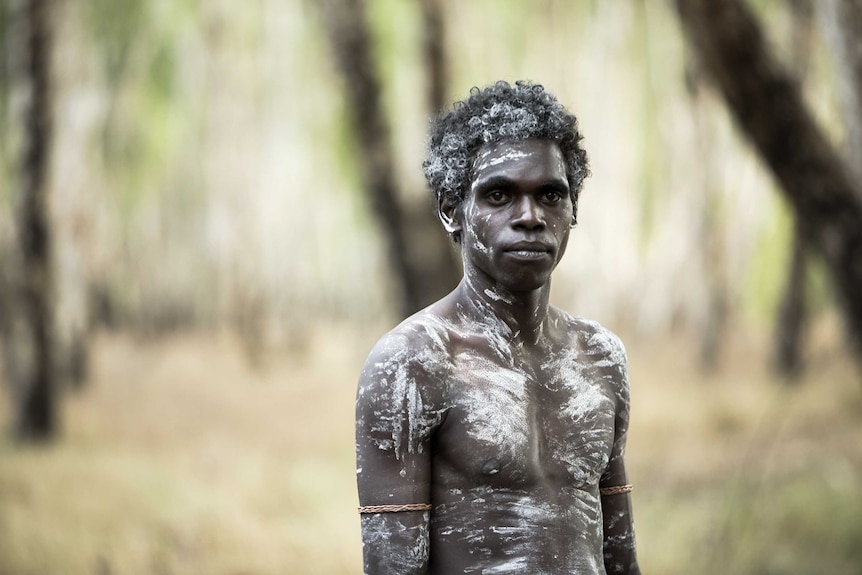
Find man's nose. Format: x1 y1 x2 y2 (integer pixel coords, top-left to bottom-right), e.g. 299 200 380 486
511 196 545 230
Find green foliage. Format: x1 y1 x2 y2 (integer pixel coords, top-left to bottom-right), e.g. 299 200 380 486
633 0 661 246
704 470 862 574
85 0 146 86
84 0 200 220
329 92 363 196
365 0 425 185
0 0 847 334
803 248 833 314
367 0 420 80
743 195 793 321
741 193 836 321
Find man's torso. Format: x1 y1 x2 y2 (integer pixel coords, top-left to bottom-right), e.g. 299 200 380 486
405 305 625 574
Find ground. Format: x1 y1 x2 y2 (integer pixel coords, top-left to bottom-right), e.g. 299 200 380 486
1 322 861 575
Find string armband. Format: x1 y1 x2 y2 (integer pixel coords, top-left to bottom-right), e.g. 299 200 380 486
358 503 433 514
599 484 633 496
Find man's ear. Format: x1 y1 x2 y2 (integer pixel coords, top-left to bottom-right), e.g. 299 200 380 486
437 196 462 236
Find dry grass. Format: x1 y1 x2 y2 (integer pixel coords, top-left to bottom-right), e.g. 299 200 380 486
1 323 861 575
626 322 862 574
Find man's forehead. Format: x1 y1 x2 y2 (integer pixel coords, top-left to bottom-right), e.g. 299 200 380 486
472 138 566 176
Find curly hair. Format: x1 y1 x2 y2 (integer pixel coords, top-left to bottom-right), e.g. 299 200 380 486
423 80 589 237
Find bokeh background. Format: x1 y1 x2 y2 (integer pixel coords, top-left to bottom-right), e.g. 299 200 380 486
1 0 861 574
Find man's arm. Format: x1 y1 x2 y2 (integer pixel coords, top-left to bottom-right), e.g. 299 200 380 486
355 332 446 574
599 331 641 575
600 457 640 575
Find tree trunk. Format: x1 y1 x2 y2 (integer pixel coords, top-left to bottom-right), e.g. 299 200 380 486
774 219 808 378
318 0 459 318
773 0 814 379
16 0 57 440
675 0 862 366
421 0 448 114
416 0 461 301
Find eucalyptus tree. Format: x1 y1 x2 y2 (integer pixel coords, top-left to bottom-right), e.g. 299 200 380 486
676 0 862 370
14 0 58 440
318 0 460 318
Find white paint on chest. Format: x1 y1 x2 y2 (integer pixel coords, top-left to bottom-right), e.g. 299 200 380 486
455 352 530 455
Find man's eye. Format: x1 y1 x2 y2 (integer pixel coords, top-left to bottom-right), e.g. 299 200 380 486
488 191 507 203
541 190 563 204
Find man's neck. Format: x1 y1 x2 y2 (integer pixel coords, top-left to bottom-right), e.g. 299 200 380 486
456 272 550 347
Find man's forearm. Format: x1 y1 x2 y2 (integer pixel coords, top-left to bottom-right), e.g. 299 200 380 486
601 491 640 575
603 530 640 575
361 511 430 575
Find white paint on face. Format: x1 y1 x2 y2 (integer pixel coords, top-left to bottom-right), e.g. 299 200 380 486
456 139 573 297
462 200 492 255
473 147 532 172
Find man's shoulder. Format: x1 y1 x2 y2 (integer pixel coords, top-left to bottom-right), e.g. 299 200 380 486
361 309 452 382
552 309 627 367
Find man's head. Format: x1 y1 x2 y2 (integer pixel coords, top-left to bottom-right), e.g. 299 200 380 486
423 80 589 242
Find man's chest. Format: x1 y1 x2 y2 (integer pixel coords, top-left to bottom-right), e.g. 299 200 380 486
434 349 618 489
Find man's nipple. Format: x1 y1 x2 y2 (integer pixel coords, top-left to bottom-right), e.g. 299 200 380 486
482 458 501 476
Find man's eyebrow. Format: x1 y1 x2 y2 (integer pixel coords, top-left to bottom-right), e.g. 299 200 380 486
472 175 517 191
539 178 571 192
472 175 570 192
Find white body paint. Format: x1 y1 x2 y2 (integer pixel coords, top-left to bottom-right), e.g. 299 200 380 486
356 138 638 575
356 304 631 574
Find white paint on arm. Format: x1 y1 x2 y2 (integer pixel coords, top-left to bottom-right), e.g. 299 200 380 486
361 511 430 574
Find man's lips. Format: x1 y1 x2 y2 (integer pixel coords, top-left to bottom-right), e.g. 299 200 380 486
503 241 553 258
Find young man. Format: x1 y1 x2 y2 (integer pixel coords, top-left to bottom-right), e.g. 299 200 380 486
355 81 640 574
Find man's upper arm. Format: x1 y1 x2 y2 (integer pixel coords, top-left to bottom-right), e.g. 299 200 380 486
597 328 640 574
594 326 630 487
355 332 447 574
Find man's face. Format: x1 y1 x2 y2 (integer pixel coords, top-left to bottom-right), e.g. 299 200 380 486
448 138 574 292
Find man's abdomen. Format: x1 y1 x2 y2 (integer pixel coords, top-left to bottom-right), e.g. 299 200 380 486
428 486 605 575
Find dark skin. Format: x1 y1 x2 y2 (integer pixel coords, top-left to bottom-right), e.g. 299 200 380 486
356 139 640 574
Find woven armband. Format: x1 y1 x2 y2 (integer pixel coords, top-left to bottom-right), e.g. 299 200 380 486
358 503 433 514
599 484 633 496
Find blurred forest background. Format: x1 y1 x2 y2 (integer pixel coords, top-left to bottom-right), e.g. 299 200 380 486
1 0 861 574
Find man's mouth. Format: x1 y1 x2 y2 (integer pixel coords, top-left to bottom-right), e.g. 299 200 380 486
504 242 552 259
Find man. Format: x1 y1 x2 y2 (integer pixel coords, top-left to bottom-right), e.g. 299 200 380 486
355 81 640 574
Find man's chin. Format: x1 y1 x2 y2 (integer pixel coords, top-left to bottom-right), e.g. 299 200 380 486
499 273 552 293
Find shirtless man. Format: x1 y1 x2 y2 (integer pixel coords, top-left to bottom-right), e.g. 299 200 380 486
355 81 640 574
